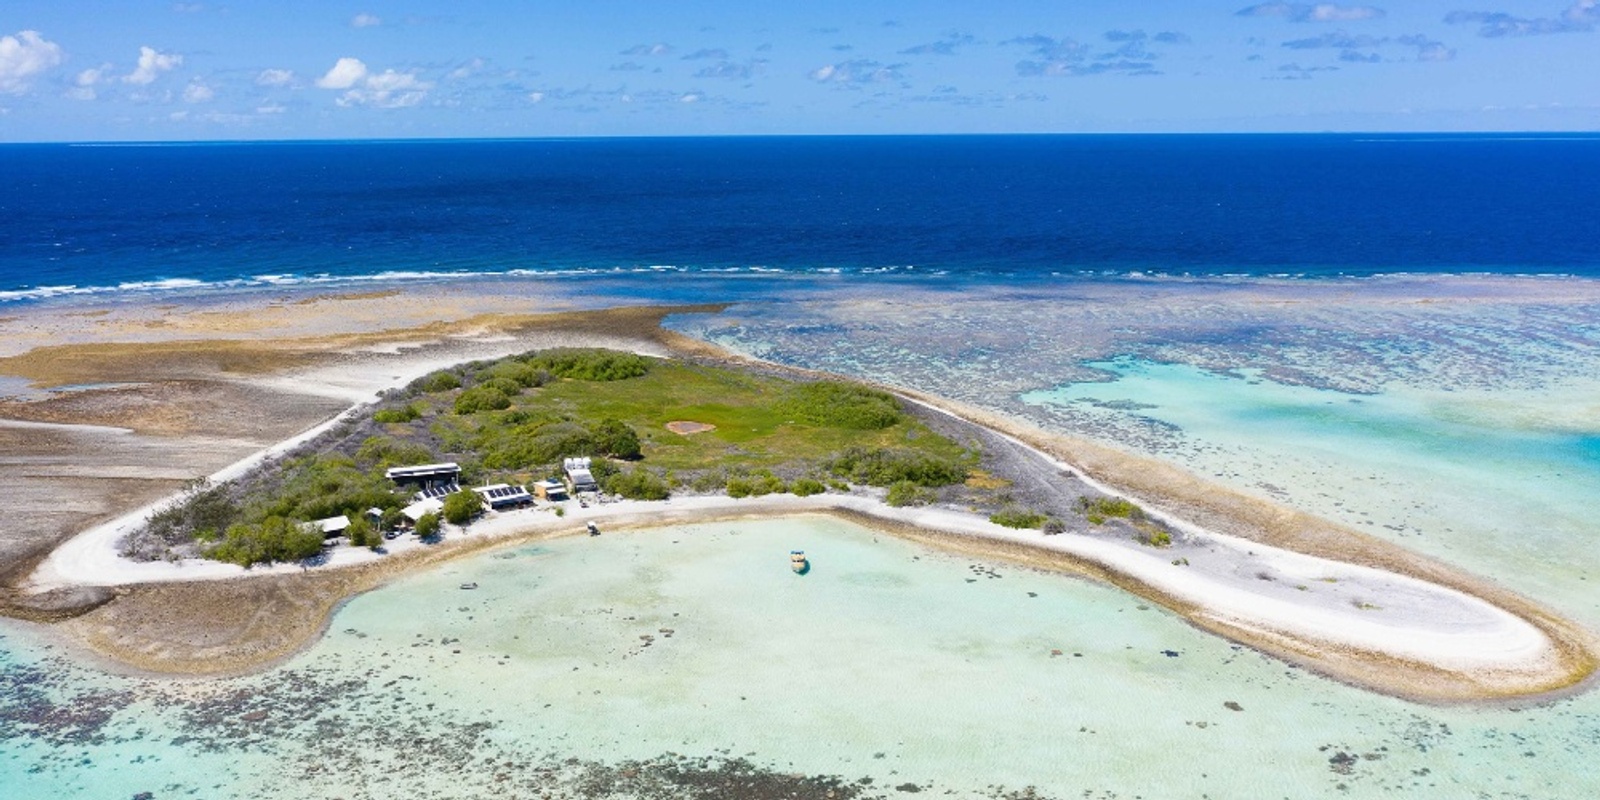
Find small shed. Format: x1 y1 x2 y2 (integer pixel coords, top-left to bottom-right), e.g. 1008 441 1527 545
563 457 598 494
314 515 351 540
532 479 567 501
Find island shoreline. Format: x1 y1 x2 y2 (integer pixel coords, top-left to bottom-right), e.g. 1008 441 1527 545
0 301 1593 705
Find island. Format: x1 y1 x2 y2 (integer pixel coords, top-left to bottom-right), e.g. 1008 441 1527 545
2 301 1594 703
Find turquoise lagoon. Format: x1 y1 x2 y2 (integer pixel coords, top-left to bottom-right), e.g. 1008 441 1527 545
1022 359 1600 629
3 516 1598 799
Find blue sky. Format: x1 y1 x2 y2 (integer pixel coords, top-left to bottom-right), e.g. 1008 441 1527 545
1 1 1597 140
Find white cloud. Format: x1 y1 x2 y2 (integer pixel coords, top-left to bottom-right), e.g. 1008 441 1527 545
183 79 213 103
336 69 432 108
351 13 382 28
447 58 485 80
0 30 65 94
77 65 107 86
256 102 286 114
256 68 294 87
527 91 544 103
1237 3 1386 22
316 57 368 89
679 92 701 103
125 46 182 85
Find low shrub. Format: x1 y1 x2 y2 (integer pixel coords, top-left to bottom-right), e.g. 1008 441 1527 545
455 386 512 414
791 478 827 497
828 446 967 487
1077 496 1145 525
885 480 935 507
990 508 1050 529
780 382 903 430
420 371 462 393
207 516 325 567
606 468 671 501
520 348 650 381
373 404 422 424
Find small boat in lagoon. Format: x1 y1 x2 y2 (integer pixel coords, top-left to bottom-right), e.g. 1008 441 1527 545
790 550 809 575
586 521 600 536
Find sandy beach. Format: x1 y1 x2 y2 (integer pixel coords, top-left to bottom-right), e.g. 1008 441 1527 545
0 290 1594 703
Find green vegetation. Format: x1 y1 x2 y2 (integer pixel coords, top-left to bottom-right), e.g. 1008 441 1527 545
415 511 441 538
346 515 381 549
989 508 1051 529
1077 496 1145 525
1140 528 1173 548
885 480 935 507
136 347 991 568
207 516 326 567
790 478 827 497
726 471 787 498
441 489 484 524
828 446 968 488
605 468 671 501
455 386 513 414
373 404 423 424
420 371 461 392
520 348 649 381
778 382 903 430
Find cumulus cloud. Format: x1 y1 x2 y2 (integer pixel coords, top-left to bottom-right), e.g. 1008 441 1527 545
0 30 65 94
336 69 432 108
808 59 906 85
182 79 213 103
256 68 294 87
694 59 765 80
1005 34 1158 76
124 46 182 85
1281 30 1456 60
1273 62 1340 79
898 33 977 55
680 48 729 60
620 43 673 57
315 57 368 89
1237 2 1386 21
351 13 382 28
1445 2 1599 36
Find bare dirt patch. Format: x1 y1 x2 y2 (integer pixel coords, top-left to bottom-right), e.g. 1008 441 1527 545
665 420 717 435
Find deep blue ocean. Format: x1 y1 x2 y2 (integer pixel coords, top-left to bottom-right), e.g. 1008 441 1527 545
2 134 1598 301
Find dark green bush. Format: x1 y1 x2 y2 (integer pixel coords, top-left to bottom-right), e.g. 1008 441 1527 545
454 386 512 414
780 382 903 430
420 371 462 392
828 446 967 487
791 478 827 497
207 516 325 567
415 511 441 538
373 404 422 424
477 360 548 389
990 508 1049 529
442 489 484 524
885 480 935 507
606 468 671 501
726 473 783 497
478 377 525 397
592 418 642 460
520 348 650 381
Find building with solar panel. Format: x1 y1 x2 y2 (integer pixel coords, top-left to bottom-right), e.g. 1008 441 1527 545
473 483 533 510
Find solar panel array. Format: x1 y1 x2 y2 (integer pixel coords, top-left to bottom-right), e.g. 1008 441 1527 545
414 483 461 501
479 485 529 500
